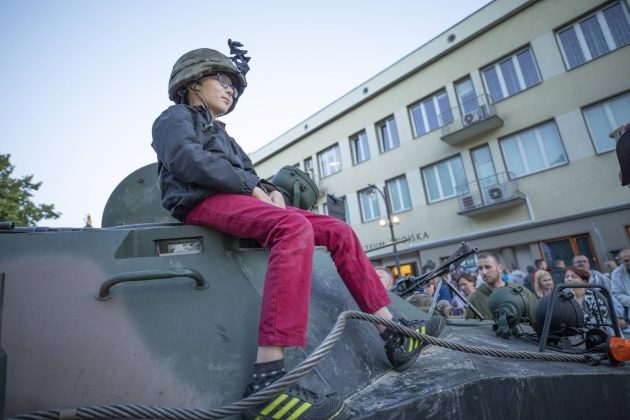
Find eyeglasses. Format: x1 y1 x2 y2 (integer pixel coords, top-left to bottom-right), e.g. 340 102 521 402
205 73 238 98
574 259 589 264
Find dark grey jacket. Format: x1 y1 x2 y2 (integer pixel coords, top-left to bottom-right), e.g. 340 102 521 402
151 105 261 222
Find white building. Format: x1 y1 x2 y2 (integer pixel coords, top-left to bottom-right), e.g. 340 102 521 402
252 0 630 275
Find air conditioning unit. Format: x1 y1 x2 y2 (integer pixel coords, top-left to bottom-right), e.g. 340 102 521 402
463 112 480 127
459 193 481 210
463 105 492 127
483 184 514 204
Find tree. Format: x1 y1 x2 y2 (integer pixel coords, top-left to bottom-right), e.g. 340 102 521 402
0 153 61 226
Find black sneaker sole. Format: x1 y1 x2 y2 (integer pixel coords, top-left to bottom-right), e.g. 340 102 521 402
389 315 446 372
330 402 352 420
392 352 423 372
242 399 352 420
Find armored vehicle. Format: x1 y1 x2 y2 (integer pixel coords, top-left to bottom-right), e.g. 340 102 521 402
1 163 629 419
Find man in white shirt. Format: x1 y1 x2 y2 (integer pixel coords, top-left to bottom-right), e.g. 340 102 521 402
612 248 630 321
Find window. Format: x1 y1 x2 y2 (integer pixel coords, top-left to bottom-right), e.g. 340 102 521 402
583 92 630 153
317 144 342 178
390 263 417 278
455 78 479 116
386 176 412 213
499 121 568 177
350 131 370 164
304 157 314 180
409 89 454 136
376 116 400 152
482 47 541 101
471 144 498 187
421 155 469 203
539 234 597 270
557 2 630 70
358 188 381 222
326 194 348 222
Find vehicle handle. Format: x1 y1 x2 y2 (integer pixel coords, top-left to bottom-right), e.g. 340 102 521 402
97 268 208 301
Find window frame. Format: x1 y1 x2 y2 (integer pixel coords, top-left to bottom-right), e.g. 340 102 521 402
408 88 454 138
538 233 598 271
375 115 400 153
582 91 630 154
470 143 498 186
481 46 542 103
317 144 342 179
303 157 315 180
555 1 630 70
498 119 569 179
455 76 479 116
385 175 412 214
358 187 381 223
421 155 470 204
325 194 349 223
349 130 370 165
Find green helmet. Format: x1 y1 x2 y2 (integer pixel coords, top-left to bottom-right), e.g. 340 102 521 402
168 44 248 114
270 166 319 210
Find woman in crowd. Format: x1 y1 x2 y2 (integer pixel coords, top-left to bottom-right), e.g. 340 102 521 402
436 273 478 319
457 273 477 297
533 270 554 299
564 266 610 329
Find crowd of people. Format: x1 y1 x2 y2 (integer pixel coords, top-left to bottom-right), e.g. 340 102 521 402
378 248 630 335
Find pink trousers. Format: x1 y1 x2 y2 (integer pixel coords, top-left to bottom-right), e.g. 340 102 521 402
186 193 391 347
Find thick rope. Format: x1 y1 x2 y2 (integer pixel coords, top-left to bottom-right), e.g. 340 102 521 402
9 311 607 420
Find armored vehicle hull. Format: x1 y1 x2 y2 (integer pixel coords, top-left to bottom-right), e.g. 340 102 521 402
2 224 630 419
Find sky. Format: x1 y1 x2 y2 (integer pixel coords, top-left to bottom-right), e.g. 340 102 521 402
0 0 493 227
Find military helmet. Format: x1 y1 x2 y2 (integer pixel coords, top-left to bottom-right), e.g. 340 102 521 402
168 47 247 114
270 166 319 210
534 291 584 337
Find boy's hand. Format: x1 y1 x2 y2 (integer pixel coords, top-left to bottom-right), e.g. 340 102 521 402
268 190 286 209
252 186 274 205
252 186 285 208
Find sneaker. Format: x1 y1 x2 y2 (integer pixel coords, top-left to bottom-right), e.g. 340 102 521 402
380 315 445 372
243 381 351 420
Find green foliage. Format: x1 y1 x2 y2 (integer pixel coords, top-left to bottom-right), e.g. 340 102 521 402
0 153 61 226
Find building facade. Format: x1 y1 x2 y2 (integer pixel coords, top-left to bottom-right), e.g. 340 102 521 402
251 0 630 275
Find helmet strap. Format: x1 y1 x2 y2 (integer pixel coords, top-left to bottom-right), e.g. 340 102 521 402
194 90 215 131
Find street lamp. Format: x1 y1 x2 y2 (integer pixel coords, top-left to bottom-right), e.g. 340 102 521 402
368 183 401 277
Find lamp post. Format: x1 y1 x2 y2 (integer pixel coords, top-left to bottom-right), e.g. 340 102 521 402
368 184 401 277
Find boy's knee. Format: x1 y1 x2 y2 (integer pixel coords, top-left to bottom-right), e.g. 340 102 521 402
283 212 314 237
328 217 353 236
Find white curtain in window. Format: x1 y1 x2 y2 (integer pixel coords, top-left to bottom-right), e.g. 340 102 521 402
386 176 412 213
557 2 630 69
359 190 380 222
581 16 610 59
584 93 630 153
500 121 567 177
558 28 585 68
423 156 469 202
604 4 630 46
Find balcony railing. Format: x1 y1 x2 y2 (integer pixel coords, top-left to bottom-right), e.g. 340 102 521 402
439 94 504 145
456 172 526 216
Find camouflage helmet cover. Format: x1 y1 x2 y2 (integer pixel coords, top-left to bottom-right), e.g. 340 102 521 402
168 47 247 112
